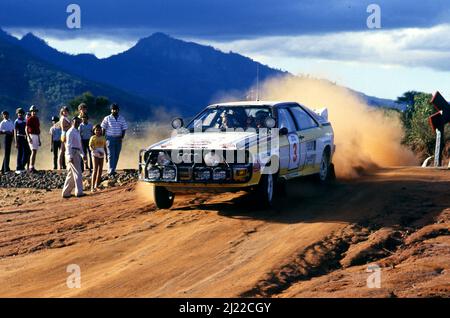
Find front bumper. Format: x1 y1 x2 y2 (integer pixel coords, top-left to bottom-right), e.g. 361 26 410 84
138 149 261 189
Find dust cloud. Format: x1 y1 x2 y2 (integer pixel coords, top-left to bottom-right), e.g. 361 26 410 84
257 76 418 178
0 78 418 178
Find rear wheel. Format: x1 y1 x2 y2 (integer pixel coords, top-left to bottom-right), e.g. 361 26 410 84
318 149 335 182
153 186 175 209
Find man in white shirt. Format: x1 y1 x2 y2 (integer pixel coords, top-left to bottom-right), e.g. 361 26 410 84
0 111 15 173
62 117 87 198
101 103 128 176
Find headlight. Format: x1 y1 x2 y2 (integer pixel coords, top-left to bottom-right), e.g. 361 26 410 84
233 166 250 182
194 167 211 181
162 167 176 181
147 167 161 180
204 151 223 167
212 167 228 181
157 152 171 166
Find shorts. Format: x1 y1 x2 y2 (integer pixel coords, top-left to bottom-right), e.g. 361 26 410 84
28 134 40 150
61 130 67 143
93 147 105 159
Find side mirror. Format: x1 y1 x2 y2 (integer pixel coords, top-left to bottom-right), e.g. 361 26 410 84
279 127 289 136
171 118 184 129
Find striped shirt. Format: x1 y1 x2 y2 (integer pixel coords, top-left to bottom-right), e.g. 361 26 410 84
101 114 128 137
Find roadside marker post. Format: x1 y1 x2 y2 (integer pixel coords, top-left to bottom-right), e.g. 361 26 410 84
429 92 450 167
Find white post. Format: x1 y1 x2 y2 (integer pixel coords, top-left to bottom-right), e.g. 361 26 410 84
434 129 441 167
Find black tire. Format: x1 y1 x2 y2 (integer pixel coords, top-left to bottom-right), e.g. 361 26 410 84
328 163 336 181
153 186 175 209
318 149 334 183
256 173 276 208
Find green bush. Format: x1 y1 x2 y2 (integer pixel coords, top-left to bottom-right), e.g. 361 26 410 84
399 92 449 159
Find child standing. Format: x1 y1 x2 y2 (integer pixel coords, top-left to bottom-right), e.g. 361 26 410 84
89 124 108 192
49 116 62 170
79 115 93 172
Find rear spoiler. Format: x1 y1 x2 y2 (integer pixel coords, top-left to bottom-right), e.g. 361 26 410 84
314 107 328 122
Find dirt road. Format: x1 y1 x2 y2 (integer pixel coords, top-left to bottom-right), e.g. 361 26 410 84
0 167 448 297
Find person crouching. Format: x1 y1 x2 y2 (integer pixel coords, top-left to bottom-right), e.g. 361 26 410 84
62 117 88 198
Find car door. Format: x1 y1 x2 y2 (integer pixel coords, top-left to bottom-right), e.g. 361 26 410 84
289 105 320 172
278 108 303 173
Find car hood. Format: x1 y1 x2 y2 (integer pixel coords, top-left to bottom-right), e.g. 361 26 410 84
150 131 259 150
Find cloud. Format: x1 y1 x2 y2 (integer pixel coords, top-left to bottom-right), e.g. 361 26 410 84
0 0 449 39
198 24 450 72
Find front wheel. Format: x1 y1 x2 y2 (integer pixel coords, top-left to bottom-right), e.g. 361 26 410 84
256 173 275 208
153 186 175 209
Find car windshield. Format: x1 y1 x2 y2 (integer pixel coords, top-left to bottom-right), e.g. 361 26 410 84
187 106 273 131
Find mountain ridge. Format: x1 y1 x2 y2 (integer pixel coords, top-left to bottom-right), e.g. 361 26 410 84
0 28 403 117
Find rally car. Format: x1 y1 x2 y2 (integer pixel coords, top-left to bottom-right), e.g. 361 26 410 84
139 101 335 209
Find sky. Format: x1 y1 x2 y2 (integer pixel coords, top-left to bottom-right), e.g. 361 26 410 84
1 0 450 100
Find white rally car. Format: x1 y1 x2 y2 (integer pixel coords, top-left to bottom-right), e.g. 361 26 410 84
139 101 335 209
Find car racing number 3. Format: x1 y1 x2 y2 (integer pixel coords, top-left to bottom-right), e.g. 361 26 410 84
288 133 300 170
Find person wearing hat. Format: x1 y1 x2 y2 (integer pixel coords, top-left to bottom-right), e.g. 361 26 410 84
0 110 14 173
25 105 41 172
49 116 62 170
101 103 128 176
62 116 87 198
13 108 28 172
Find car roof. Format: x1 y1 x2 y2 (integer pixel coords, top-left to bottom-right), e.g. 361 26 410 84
208 101 297 108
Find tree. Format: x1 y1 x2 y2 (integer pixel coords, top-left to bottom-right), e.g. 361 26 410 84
401 92 435 158
67 92 110 121
396 91 421 130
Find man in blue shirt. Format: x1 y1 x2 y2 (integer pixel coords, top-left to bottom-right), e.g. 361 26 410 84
14 108 28 172
101 103 128 176
79 114 93 172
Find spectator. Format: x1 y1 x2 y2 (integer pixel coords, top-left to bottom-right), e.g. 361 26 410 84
24 112 32 170
89 124 108 192
78 103 88 118
101 103 127 176
62 117 87 198
25 105 41 173
0 111 14 173
79 114 93 172
49 116 62 170
59 106 71 170
14 108 28 172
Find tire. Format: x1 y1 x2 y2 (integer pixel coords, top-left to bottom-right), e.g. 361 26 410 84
153 186 175 209
318 149 334 183
256 172 276 208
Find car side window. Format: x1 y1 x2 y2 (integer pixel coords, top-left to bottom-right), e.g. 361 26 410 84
290 106 318 131
278 108 297 133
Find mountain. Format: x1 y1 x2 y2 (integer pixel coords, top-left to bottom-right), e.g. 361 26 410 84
2 28 401 120
351 90 406 111
0 29 154 120
17 32 287 114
